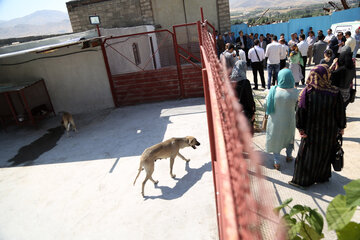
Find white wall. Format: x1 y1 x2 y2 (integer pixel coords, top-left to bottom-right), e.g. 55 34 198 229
0 25 162 114
101 25 162 75
0 44 114 114
151 0 218 34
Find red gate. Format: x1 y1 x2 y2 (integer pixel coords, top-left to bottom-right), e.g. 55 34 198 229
99 25 203 107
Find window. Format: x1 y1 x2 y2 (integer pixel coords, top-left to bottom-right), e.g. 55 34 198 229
132 43 141 65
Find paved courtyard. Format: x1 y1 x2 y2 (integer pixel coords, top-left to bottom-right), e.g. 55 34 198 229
0 63 359 240
0 98 218 240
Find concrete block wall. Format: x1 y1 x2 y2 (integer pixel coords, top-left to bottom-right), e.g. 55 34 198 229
217 0 231 34
67 0 152 32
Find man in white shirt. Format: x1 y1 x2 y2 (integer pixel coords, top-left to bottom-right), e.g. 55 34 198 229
248 39 265 89
238 48 247 61
279 39 288 69
265 35 281 89
345 31 356 53
354 28 360 59
324 28 335 44
306 31 316 66
297 34 309 85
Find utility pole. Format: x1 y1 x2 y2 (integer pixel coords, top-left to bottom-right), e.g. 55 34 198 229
254 8 270 26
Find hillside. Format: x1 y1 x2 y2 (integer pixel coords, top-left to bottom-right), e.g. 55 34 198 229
0 10 72 39
229 0 327 11
230 0 359 25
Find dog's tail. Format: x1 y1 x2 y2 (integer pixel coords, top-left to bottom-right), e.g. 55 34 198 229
133 162 143 185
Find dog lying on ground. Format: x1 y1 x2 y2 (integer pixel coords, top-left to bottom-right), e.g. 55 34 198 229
60 111 77 137
133 136 200 197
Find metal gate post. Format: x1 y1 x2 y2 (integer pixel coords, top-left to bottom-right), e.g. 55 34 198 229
41 79 55 116
201 68 221 238
97 28 118 107
172 26 185 98
197 21 205 68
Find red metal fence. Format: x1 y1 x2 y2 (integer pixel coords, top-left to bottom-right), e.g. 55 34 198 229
198 19 285 240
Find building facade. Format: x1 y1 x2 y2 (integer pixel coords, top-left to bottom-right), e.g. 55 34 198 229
66 0 230 34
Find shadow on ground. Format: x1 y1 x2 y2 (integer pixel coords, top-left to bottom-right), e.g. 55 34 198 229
347 117 360 123
143 161 212 200
343 137 360 143
7 126 64 166
256 149 352 216
259 151 351 190
1 98 205 169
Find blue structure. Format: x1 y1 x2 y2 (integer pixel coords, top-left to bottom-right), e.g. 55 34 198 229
231 7 360 41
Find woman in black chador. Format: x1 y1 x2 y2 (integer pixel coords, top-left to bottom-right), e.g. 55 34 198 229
289 64 346 188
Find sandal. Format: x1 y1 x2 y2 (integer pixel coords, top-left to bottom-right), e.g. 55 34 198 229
273 163 280 170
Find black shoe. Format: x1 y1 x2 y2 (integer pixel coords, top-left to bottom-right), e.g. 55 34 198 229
288 181 305 190
253 87 258 90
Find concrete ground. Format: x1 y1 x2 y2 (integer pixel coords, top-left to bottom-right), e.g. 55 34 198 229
250 62 360 239
0 63 359 240
0 98 218 240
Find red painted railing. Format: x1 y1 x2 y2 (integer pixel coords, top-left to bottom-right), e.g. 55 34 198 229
198 18 285 240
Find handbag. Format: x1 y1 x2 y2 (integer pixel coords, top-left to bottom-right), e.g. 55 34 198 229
349 88 356 103
332 134 344 172
254 47 264 67
349 65 357 103
262 115 268 131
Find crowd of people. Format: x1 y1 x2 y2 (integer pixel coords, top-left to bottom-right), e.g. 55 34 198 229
217 27 359 89
217 27 358 188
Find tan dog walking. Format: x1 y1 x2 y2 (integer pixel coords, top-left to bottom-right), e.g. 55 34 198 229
133 136 200 197
60 112 77 137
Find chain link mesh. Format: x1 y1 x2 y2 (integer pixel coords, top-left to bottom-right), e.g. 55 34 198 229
199 22 286 240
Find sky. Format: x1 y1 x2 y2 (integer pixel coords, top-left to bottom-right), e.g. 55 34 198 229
0 0 68 21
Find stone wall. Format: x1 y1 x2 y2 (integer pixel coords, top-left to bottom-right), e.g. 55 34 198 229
139 0 154 25
66 0 152 32
66 0 230 33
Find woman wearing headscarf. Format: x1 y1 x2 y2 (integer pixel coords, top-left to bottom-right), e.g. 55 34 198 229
265 69 299 170
290 65 346 188
231 58 256 134
330 46 356 107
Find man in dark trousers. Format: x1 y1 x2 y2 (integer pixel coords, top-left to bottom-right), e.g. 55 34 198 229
248 39 266 89
297 34 309 85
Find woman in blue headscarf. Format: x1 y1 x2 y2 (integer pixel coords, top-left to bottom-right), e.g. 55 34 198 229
265 68 299 170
